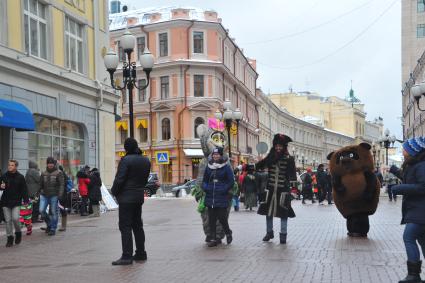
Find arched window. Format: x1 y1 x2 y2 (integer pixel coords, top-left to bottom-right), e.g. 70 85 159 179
162 118 171 140
194 117 205 138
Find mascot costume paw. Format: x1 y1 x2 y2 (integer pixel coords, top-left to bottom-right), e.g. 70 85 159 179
327 143 380 237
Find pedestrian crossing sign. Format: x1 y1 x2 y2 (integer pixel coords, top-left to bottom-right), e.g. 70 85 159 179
155 151 170 165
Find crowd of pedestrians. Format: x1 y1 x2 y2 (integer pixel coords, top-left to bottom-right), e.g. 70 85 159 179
0 157 103 247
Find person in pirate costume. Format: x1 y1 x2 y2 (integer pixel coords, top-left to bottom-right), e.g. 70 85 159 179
256 134 297 244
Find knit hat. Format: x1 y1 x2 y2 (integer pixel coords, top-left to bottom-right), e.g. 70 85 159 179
212 147 224 156
124 137 139 153
402 137 425 157
273 134 292 146
46 157 56 165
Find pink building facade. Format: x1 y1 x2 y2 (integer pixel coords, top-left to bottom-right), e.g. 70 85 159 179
109 7 260 184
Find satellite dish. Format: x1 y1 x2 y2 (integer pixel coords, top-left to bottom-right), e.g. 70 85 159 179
256 142 268 155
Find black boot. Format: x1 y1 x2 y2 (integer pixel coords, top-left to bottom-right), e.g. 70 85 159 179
133 251 147 262
226 231 233 245
15 232 22 245
399 261 422 283
5 236 13 247
207 239 218 247
112 257 133 265
262 231 274 242
280 233 287 244
205 235 212 242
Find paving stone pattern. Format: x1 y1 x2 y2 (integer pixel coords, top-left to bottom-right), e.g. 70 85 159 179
0 198 408 283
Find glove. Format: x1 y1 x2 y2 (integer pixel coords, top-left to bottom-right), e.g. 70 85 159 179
389 165 399 175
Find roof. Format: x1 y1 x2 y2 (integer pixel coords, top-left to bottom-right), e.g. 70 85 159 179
109 6 217 31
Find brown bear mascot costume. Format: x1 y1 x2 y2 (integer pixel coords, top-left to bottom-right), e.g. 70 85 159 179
327 143 380 237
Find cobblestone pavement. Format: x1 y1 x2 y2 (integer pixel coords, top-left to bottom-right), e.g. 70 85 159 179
0 197 408 283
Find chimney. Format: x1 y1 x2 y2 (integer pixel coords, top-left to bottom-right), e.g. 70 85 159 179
204 10 218 21
171 8 190 19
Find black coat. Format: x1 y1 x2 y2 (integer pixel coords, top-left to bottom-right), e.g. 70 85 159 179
88 171 102 202
391 161 425 225
316 169 328 191
256 153 297 218
111 153 151 204
0 171 29 208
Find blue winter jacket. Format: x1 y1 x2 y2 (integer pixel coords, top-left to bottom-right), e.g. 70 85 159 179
202 163 234 208
391 161 425 225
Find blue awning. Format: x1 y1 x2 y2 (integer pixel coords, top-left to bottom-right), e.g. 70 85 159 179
0 99 35 131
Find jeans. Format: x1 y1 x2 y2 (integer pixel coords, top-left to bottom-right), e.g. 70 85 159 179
403 223 425 262
118 203 145 259
39 195 59 231
266 216 288 234
80 196 88 215
3 206 21 236
208 207 231 240
232 196 239 210
387 185 397 201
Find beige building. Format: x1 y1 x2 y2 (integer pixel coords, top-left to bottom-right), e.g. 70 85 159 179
257 89 354 168
402 0 425 138
270 92 367 140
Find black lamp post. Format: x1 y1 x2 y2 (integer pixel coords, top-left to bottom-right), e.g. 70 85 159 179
214 99 242 159
378 129 396 166
301 155 305 170
372 143 377 166
104 30 154 138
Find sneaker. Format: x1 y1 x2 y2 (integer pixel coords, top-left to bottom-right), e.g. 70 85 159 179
47 230 56 236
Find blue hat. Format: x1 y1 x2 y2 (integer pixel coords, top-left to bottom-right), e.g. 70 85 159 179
403 137 425 157
212 147 224 156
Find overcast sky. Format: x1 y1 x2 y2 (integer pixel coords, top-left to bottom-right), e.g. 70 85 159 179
121 0 402 140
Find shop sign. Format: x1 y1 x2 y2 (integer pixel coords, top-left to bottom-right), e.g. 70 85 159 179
118 151 147 157
191 158 202 164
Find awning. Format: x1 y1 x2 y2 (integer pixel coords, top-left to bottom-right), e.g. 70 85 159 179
116 121 128 130
136 119 147 129
0 99 35 131
183 148 204 157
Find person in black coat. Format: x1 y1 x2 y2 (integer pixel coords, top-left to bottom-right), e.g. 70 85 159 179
88 168 102 218
301 168 315 204
390 137 425 283
0 160 29 247
316 164 328 204
111 137 151 265
256 134 297 244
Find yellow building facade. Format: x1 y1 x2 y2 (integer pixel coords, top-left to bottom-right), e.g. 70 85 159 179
270 92 367 140
0 0 119 186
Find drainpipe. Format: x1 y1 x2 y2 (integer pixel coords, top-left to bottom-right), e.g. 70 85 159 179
141 24 153 161
95 80 104 170
221 31 229 101
177 65 190 184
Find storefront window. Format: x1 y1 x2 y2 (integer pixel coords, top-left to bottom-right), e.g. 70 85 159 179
29 115 85 181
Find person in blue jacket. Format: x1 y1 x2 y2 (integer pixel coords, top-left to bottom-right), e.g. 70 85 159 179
390 137 425 283
202 147 234 247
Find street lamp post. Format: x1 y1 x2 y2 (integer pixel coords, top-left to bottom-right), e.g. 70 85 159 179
378 129 396 166
214 99 242 159
104 30 155 138
372 143 377 166
301 155 305 170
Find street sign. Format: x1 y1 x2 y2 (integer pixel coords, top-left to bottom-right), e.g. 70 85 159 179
256 142 268 155
155 151 170 165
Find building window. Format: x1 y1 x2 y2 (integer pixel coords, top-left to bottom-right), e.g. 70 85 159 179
162 118 171 140
194 117 204 138
116 40 126 62
159 32 168 57
418 24 425 38
29 115 85 182
160 76 169 99
24 0 47 59
419 0 425 12
137 119 148 143
138 79 147 102
65 16 84 73
193 31 204 54
194 75 204 97
120 128 127 144
137 36 146 59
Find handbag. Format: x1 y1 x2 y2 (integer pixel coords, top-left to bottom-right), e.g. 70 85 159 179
197 195 206 213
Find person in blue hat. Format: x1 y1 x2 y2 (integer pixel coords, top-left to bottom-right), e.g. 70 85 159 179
390 137 425 283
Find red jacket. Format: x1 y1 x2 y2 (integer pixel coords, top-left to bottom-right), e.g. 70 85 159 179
78 178 90 197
